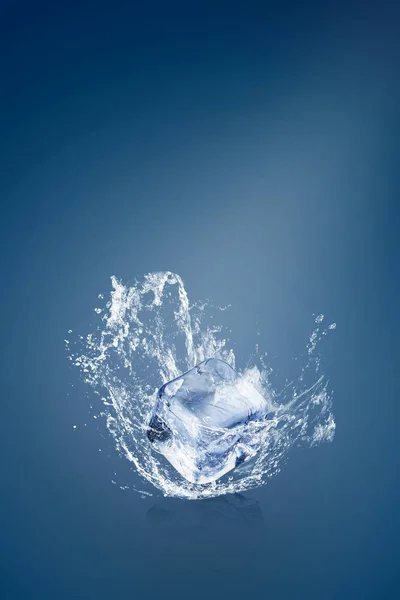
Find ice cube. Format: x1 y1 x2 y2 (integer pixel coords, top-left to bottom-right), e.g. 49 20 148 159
147 358 269 484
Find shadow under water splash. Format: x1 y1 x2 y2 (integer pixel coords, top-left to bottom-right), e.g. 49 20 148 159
146 493 265 551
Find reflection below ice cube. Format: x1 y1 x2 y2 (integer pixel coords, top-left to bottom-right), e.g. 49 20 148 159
147 358 269 484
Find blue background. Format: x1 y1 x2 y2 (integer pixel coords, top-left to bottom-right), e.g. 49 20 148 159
1 1 399 598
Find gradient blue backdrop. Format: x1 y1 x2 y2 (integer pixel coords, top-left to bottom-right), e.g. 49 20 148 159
1 1 399 599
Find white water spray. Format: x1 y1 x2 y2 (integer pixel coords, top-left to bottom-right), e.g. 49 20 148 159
67 271 335 499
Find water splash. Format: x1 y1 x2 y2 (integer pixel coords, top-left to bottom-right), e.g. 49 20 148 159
67 271 335 500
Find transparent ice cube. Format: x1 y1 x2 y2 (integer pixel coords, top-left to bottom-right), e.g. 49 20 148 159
147 358 269 484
